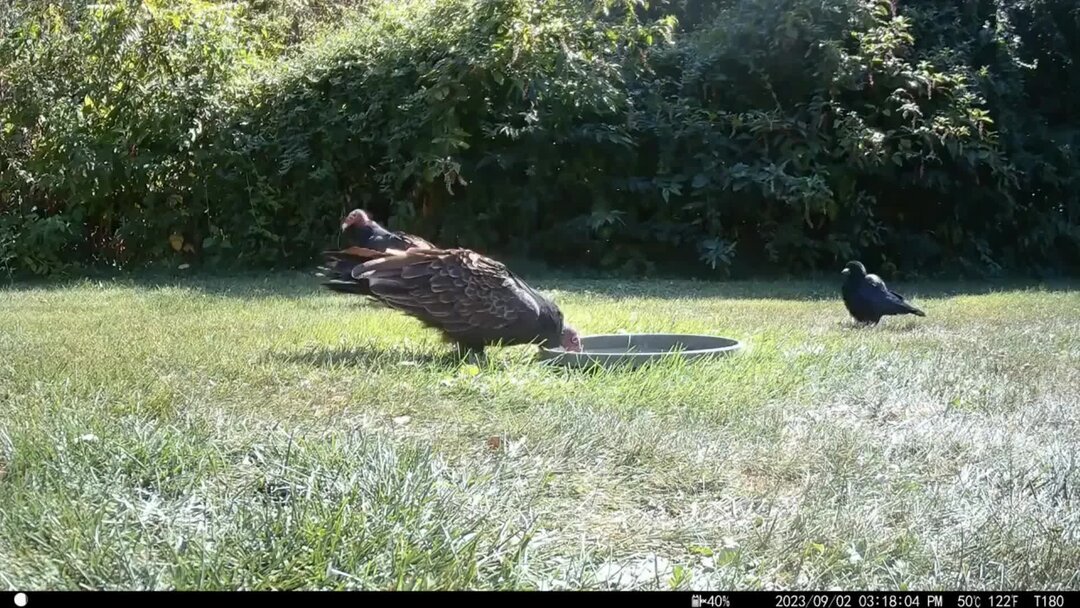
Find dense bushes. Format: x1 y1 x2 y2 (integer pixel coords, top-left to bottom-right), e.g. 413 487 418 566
1 0 1077 278
633 0 1020 274
0 0 259 273
197 0 665 268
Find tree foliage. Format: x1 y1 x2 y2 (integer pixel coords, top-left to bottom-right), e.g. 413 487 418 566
1 0 1076 278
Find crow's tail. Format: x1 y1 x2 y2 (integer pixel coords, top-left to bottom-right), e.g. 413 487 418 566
901 301 926 317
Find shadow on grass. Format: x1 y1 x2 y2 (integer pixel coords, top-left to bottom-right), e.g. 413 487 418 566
267 344 488 370
2 269 1076 303
835 319 926 332
269 342 607 374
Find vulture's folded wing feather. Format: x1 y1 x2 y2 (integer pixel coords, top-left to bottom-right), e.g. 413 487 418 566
353 249 541 338
396 232 437 250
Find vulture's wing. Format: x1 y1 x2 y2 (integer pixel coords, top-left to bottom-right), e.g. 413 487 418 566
394 231 437 250
353 248 543 337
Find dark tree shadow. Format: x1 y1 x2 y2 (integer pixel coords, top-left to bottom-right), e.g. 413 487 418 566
528 277 1078 303
0 270 328 301
2 268 1075 303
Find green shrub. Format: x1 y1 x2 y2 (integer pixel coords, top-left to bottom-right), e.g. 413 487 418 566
1 0 1076 277
901 0 1080 273
627 0 1019 274
0 0 262 274
197 0 664 268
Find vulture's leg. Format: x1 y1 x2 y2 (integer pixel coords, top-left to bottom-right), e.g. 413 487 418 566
454 342 487 366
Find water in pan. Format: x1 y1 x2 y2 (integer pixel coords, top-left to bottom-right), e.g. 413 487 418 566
578 343 690 354
573 334 738 354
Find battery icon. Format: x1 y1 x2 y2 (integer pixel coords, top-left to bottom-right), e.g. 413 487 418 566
692 595 702 607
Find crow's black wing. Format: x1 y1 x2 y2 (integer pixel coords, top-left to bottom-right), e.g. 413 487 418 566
861 273 925 316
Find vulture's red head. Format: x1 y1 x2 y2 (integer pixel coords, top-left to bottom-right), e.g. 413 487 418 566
561 326 583 352
341 209 373 232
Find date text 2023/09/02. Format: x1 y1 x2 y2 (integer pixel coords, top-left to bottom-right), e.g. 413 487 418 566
708 592 1074 608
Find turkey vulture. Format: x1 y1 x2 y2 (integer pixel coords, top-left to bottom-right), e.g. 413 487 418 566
339 208 436 251
319 246 583 359
841 260 926 324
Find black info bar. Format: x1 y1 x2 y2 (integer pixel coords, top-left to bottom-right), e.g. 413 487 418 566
3 590 1076 607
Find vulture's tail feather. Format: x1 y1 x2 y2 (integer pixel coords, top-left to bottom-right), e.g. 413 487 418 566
322 279 371 296
317 247 388 297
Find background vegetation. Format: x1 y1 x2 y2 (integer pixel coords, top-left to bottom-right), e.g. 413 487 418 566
1 0 1077 278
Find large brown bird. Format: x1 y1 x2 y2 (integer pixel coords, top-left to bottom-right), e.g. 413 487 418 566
319 246 583 360
339 208 436 251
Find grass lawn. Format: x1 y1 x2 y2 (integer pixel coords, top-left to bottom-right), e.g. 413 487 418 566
0 272 1078 590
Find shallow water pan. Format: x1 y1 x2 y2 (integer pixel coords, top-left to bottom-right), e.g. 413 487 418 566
538 333 744 369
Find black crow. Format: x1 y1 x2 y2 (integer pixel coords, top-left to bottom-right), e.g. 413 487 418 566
840 260 926 324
